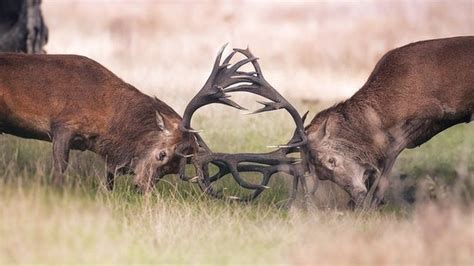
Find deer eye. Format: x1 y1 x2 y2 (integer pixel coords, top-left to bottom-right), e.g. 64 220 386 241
327 157 336 168
157 151 167 161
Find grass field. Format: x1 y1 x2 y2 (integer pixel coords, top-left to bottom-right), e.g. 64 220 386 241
0 109 472 264
1 0 473 265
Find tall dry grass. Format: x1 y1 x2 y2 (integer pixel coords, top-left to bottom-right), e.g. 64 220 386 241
0 123 472 264
291 204 474 266
1 179 473 265
42 0 473 106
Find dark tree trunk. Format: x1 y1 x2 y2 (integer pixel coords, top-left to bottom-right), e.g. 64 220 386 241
0 0 48 53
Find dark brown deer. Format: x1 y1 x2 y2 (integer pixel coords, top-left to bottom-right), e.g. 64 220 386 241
305 36 474 208
0 53 192 191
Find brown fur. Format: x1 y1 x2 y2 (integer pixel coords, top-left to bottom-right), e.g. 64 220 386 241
0 53 184 191
306 36 474 207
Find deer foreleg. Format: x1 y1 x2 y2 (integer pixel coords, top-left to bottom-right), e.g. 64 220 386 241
52 128 73 186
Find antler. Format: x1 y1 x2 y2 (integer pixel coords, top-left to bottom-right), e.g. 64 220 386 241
181 44 248 133
179 44 316 203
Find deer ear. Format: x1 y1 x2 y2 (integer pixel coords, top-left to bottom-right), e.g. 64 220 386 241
312 117 329 141
156 111 166 131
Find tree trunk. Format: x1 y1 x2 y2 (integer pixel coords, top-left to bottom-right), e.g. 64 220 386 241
0 0 48 53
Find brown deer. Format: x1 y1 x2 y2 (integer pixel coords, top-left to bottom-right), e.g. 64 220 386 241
305 36 474 208
0 53 193 191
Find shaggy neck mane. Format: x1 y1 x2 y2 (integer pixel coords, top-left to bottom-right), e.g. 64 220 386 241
96 87 183 168
311 100 389 168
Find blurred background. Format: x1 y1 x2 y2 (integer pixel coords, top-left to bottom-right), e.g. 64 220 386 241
42 0 474 109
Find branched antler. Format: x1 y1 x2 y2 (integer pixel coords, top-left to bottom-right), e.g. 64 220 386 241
179 44 316 203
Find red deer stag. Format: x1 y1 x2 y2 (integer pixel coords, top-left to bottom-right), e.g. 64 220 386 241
0 53 193 192
305 36 474 208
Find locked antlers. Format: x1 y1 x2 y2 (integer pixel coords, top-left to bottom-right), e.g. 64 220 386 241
179 44 315 202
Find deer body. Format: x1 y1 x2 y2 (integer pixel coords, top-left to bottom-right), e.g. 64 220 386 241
0 53 183 191
306 37 474 207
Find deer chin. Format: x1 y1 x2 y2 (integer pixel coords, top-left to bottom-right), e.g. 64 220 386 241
351 188 368 205
334 171 368 209
345 185 368 210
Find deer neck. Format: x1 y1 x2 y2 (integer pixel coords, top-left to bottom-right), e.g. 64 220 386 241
342 102 393 170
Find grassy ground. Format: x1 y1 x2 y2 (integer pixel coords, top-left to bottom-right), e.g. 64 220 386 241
1 182 472 265
0 107 472 265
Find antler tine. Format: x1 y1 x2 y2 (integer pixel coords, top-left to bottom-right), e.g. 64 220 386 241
233 47 264 74
227 48 289 101
248 101 287 115
192 156 270 200
222 50 237 65
301 110 309 123
227 57 259 75
195 157 300 201
212 43 228 74
181 44 249 133
278 111 311 152
224 49 296 108
225 47 309 149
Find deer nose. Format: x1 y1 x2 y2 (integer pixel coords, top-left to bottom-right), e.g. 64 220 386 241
354 187 367 196
157 151 167 161
351 186 368 203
